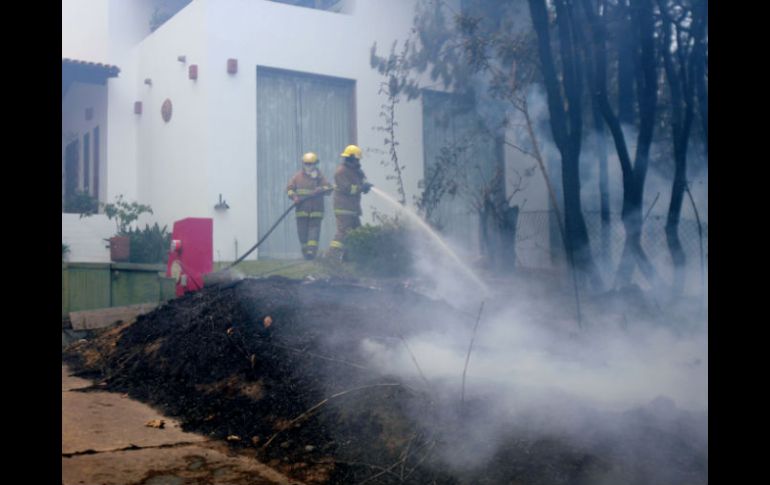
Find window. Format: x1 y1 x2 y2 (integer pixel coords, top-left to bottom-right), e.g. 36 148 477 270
63 140 79 212
421 90 503 254
83 133 90 193
93 126 100 200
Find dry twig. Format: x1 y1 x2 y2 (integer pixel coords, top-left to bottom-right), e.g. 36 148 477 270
262 383 401 450
461 301 485 408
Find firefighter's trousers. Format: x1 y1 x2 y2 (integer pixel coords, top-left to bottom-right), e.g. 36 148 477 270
330 213 361 258
296 215 322 259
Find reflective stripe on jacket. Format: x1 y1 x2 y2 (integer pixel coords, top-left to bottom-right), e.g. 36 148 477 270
333 161 368 216
287 170 332 216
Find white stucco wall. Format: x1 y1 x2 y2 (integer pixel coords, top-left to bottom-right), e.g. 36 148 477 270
103 51 139 205
66 0 574 265
63 0 187 64
62 214 114 263
132 1 209 231
118 0 428 261
107 0 155 61
200 0 425 260
63 0 706 278
62 0 110 62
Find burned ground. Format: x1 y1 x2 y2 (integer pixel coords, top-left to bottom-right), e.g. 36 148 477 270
63 276 707 485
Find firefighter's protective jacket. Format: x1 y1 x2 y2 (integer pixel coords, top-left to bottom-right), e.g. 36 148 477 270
286 170 332 218
333 161 368 216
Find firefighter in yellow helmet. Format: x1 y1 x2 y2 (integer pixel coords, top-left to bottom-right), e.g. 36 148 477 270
329 145 372 259
286 152 332 260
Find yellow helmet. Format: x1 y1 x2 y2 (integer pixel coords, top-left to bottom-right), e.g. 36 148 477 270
340 145 362 159
302 152 318 164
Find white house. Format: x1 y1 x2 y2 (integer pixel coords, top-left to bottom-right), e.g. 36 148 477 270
65 0 709 286
62 0 555 265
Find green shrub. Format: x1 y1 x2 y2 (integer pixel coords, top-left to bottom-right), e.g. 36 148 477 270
126 223 171 264
65 190 98 214
345 217 413 277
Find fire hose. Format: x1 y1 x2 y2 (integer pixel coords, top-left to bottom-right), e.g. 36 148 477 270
218 188 333 273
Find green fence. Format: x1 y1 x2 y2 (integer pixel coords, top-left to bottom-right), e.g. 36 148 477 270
62 262 176 318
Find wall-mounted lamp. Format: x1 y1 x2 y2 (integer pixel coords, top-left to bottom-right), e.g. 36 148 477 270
189 65 198 80
227 58 238 74
134 101 143 114
177 55 187 63
144 78 152 86
215 194 230 211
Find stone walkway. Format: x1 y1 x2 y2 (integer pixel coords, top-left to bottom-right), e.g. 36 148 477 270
62 365 301 485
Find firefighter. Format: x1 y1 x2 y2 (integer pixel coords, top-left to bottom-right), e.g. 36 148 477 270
286 152 332 260
329 144 372 259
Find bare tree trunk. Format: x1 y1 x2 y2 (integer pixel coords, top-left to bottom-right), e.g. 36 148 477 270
694 2 708 155
659 0 704 296
528 0 603 291
591 62 611 274
665 168 688 293
615 0 636 125
581 0 661 289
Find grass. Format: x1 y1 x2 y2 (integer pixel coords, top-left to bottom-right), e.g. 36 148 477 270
212 258 357 280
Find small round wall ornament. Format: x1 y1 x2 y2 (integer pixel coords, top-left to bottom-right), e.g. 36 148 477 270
161 99 173 122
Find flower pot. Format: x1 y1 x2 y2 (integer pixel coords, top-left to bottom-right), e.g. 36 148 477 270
110 236 131 262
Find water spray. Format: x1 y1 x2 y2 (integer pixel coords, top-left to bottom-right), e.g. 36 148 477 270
370 187 490 295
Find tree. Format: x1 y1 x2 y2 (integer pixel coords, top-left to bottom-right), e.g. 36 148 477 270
371 2 529 270
656 0 707 295
374 0 605 290
370 41 417 206
580 0 663 289
377 0 710 302
527 0 604 289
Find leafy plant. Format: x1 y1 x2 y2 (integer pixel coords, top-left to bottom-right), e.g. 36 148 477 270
78 194 153 236
62 243 70 260
345 216 413 277
101 195 154 235
370 41 419 206
65 190 99 214
125 223 171 264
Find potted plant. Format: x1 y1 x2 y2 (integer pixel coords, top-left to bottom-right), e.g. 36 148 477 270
102 195 154 262
78 194 154 262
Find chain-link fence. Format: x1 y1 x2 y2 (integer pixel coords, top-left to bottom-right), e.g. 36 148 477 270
515 210 708 293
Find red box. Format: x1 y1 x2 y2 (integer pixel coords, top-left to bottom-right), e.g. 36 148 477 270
166 218 213 296
227 58 238 74
189 64 198 80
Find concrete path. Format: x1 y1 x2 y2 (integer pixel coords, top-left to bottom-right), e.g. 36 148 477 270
62 365 302 485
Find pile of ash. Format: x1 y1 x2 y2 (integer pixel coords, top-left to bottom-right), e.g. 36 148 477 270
63 276 707 485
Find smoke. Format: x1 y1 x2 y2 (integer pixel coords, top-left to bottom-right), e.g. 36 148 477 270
511 81 709 297
353 213 707 479
407 231 489 306
362 285 707 414
354 53 707 480
223 267 247 282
